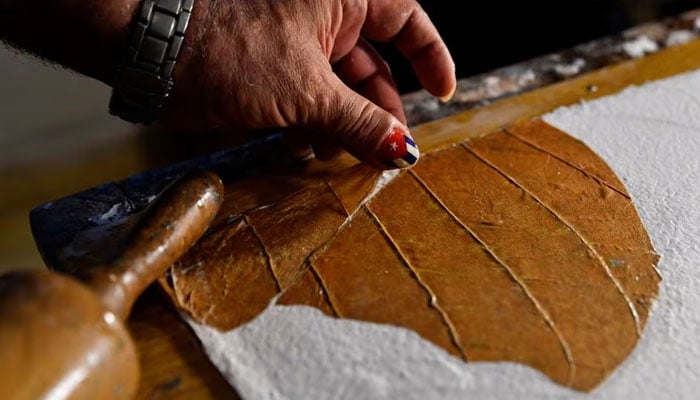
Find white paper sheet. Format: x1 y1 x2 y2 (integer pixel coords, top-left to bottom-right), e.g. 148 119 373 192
188 69 700 400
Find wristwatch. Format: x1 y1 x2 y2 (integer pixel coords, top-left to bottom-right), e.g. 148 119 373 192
109 0 195 124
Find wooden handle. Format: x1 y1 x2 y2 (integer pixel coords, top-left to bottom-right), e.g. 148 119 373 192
0 170 224 400
89 170 224 320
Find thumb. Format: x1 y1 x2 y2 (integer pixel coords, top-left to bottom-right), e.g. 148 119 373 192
308 76 420 170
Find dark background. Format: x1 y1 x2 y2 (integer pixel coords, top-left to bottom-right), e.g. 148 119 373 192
376 0 699 93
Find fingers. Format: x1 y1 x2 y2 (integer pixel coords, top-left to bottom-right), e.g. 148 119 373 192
363 0 456 101
306 72 419 170
293 38 417 170
304 37 419 170
333 38 407 124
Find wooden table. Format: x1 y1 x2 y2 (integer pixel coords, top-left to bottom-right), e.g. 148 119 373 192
6 8 700 399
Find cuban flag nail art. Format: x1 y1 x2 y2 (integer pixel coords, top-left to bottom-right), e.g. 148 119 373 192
379 128 421 169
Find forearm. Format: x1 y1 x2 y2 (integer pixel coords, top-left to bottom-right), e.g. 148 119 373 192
0 0 141 84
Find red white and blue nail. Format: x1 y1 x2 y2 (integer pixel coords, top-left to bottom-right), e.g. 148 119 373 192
379 128 420 169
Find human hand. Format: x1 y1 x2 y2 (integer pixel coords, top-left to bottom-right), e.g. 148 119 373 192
162 0 456 169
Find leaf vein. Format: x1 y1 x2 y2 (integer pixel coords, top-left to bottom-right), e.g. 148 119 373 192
504 128 630 199
306 260 341 317
243 214 283 292
463 142 642 337
409 168 576 385
365 206 469 361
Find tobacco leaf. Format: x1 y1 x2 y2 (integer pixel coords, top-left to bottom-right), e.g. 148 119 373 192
164 118 660 392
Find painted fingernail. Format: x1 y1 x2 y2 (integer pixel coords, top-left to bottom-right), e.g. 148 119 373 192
378 127 420 169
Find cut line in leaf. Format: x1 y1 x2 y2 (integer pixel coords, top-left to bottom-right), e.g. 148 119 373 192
164 118 660 392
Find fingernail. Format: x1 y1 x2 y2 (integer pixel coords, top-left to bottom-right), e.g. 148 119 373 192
438 93 453 103
438 86 456 103
378 127 420 169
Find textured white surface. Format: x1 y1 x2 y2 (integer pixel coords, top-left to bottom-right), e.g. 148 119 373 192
189 69 700 400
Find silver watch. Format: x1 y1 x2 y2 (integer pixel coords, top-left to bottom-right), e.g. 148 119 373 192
109 0 195 124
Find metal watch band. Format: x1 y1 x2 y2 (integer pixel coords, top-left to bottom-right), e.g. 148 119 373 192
109 0 195 124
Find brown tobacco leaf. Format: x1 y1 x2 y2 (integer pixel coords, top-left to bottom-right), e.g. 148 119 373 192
165 118 660 392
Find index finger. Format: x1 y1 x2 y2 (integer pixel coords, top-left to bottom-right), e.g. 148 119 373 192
362 0 456 101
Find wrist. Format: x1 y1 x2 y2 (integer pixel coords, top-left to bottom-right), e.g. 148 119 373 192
155 0 219 129
169 0 214 81
109 0 210 124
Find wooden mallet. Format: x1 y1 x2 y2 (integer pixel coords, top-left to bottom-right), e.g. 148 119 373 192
0 170 224 400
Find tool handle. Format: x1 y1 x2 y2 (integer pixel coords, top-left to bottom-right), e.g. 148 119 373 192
0 170 223 399
89 170 224 320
